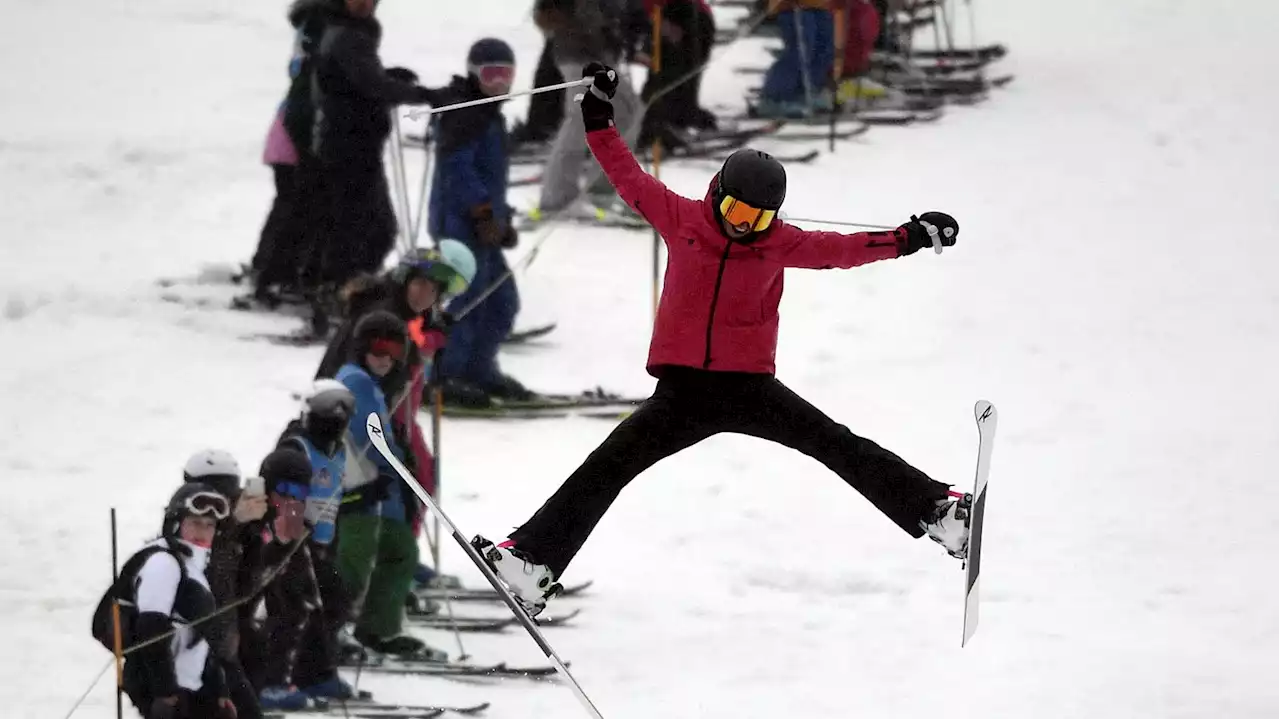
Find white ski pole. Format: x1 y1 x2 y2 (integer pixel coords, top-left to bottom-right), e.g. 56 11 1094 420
780 215 945 254
387 111 415 252
405 78 592 120
366 413 606 719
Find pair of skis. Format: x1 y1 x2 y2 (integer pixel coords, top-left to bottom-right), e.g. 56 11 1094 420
366 400 996 717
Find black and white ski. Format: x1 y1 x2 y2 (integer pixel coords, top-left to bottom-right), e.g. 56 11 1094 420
366 414 604 717
962 400 997 647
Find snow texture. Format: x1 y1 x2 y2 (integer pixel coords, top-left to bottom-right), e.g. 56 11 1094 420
0 0 1275 717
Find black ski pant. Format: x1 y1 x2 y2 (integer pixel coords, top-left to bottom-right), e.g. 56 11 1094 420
510 366 949 576
250 164 307 293
292 543 349 689
300 160 396 291
257 542 319 688
522 40 564 142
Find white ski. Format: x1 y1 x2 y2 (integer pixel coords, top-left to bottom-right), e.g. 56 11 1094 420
962 400 997 647
365 413 605 719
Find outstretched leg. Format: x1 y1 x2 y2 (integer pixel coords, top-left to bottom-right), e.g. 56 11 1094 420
726 377 950 536
509 382 718 576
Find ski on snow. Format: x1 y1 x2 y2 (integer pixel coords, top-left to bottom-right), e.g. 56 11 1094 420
961 400 997 647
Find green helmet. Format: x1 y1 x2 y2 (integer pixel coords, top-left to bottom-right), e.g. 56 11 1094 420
395 240 477 297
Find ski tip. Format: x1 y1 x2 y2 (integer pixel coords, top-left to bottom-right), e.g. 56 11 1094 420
974 400 996 425
366 412 384 435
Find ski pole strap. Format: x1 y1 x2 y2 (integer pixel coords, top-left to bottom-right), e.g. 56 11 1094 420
406 78 592 121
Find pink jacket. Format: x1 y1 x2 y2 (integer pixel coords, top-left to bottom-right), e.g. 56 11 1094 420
586 126 904 376
263 109 299 166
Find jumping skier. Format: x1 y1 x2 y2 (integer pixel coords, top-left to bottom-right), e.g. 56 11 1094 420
473 63 970 617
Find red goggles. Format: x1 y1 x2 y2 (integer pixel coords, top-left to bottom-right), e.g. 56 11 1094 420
719 195 777 232
368 338 405 360
474 64 514 89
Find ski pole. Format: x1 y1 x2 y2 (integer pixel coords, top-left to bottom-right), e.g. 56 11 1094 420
387 110 415 253
780 215 894 230
782 215 945 253
412 129 436 245
366 413 606 719
405 78 592 121
110 509 123 719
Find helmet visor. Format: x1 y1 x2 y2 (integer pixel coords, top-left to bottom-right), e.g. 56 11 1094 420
719 195 776 232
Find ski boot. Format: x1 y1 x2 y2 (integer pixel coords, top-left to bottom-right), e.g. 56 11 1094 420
356 631 448 663
471 535 561 617
301 676 357 701
920 493 972 560
404 591 441 617
259 685 311 711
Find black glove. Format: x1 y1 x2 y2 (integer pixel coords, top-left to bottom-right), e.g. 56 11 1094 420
386 66 419 83
580 62 618 132
408 85 435 106
500 223 518 249
896 211 959 256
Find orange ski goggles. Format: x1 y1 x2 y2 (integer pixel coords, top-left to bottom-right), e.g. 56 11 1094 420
719 194 777 232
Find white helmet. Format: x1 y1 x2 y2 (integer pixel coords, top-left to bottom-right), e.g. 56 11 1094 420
182 448 242 499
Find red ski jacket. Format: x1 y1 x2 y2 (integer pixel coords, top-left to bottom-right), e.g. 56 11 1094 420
586 126 904 376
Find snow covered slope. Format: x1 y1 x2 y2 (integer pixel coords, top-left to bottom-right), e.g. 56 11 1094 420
0 0 1274 717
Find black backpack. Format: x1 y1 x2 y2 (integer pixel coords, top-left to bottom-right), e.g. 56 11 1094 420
90 545 187 653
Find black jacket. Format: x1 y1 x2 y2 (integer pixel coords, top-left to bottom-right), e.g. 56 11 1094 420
280 0 333 156
315 274 422 406
311 12 427 167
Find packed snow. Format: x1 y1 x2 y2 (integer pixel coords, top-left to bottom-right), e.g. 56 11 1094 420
0 0 1275 717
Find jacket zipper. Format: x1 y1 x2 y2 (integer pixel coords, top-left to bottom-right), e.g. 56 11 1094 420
703 241 735 368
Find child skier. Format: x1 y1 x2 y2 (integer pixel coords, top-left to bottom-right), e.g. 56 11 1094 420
334 311 442 659
474 63 968 617
425 38 531 408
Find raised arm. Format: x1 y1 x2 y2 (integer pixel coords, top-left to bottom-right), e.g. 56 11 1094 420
580 63 694 239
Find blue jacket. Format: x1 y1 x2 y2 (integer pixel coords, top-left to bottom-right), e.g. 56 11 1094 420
335 362 407 522
283 434 345 545
427 75 510 241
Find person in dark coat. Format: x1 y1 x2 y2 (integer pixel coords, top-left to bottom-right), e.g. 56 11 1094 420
426 38 533 407
300 0 435 293
249 0 330 302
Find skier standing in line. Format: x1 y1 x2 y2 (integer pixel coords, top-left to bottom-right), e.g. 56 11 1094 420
474 63 970 617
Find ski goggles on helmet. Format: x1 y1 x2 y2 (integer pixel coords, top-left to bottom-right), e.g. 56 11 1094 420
368 337 405 361
719 194 777 233
183 491 231 520
400 249 467 296
272 481 310 501
471 63 515 92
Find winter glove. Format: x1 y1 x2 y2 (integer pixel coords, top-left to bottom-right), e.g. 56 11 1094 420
407 85 436 106
896 211 959 256
471 203 505 246
386 67 419 83
148 697 180 719
501 223 519 249
580 62 618 132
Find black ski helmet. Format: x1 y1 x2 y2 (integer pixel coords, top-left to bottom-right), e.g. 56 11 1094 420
162 482 231 540
350 309 407 362
301 378 355 446
467 38 515 72
258 449 313 495
714 149 787 223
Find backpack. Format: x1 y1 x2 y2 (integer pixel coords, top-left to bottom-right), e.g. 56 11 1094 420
90 545 187 653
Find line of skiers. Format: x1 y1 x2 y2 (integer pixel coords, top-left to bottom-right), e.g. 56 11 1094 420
93 246 484 719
